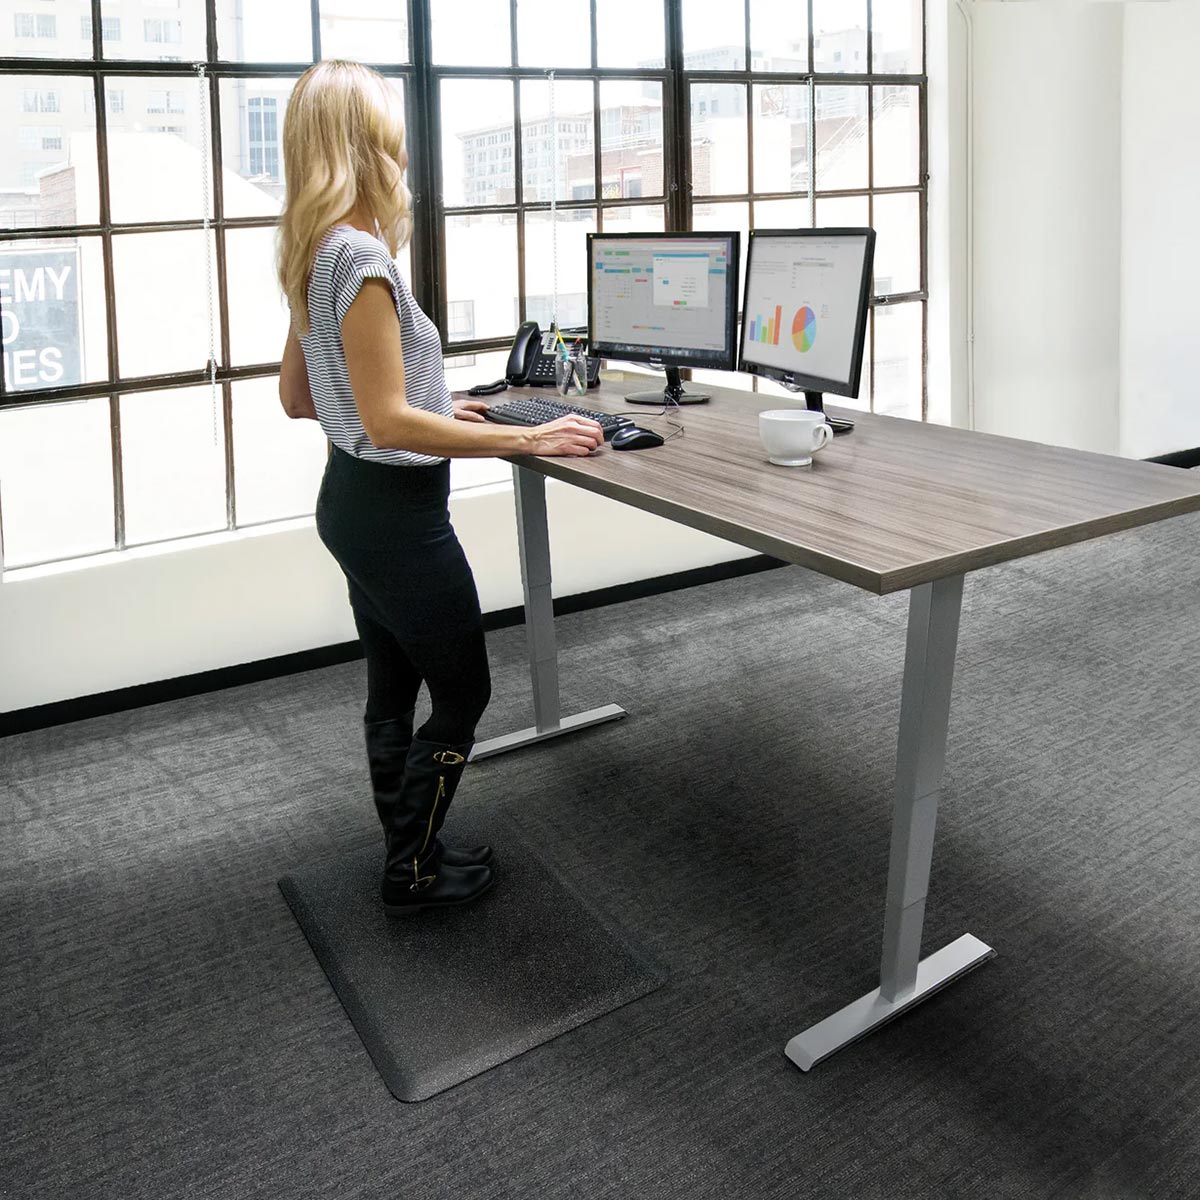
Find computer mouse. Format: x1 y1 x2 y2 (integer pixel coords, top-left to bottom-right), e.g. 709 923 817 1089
610 425 665 451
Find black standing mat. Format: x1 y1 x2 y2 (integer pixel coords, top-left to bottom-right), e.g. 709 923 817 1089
279 816 664 1102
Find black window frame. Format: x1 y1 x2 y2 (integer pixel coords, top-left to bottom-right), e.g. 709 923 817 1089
0 0 926 571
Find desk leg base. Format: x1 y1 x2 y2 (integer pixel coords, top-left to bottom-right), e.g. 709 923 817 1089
470 704 627 761
784 933 995 1072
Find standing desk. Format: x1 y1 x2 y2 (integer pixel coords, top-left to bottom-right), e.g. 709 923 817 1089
469 380 1200 1070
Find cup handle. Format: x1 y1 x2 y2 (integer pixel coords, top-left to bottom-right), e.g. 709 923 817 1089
814 423 833 451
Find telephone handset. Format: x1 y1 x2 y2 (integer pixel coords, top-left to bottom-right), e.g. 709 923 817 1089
504 321 601 388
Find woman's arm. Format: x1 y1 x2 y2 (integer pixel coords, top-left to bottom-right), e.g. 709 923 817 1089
341 280 601 459
279 330 318 420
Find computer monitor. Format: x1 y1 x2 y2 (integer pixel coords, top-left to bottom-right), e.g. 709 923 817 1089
738 228 875 433
587 231 740 405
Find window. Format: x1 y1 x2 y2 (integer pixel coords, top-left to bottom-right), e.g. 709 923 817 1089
0 0 927 570
14 12 56 38
22 90 60 114
247 96 279 179
81 15 122 42
144 18 183 44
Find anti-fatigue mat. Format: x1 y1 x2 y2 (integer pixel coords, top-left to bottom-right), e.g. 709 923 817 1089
279 818 663 1101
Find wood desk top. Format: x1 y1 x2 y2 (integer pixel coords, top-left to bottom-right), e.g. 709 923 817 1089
487 380 1200 595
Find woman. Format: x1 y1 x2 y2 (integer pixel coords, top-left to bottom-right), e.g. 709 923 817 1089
275 60 603 915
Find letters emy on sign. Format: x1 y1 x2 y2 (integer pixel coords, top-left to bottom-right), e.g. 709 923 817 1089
0 247 84 391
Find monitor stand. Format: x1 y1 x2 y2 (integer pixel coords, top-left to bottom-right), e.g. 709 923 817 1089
625 366 711 406
802 389 855 435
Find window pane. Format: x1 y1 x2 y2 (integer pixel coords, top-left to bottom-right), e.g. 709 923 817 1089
753 197 811 230
815 193 867 227
101 0 206 62
445 212 517 342
232 377 327 526
812 1 867 74
219 0 311 61
524 208 595 331
750 0 807 72
517 0 589 68
815 86 868 192
443 349 504 397
113 231 218 378
600 81 663 201
875 0 922 75
219 77 292 218
1 236 108 390
445 351 512 492
0 398 114 567
872 191 920 297
106 77 212 224
692 200 748 301
752 84 808 196
0 1 88 59
601 204 665 234
693 363 753 394
520 79 594 204
872 85 920 189
432 0 509 67
441 79 514 208
597 0 663 69
872 302 921 420
120 386 226 545
0 75 99 227
320 0 408 62
682 0 744 71
690 83 747 196
225 226 289 367
856 311 871 411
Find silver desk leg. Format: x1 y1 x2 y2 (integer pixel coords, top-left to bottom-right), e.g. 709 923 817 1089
785 575 995 1071
471 466 626 761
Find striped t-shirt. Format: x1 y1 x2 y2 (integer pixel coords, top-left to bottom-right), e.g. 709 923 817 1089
300 224 452 466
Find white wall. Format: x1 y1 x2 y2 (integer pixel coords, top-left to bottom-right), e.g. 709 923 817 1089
960 0 1199 460
0 476 755 713
1118 2 1200 459
968 0 1125 455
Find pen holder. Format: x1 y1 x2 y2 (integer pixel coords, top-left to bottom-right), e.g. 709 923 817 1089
555 349 589 398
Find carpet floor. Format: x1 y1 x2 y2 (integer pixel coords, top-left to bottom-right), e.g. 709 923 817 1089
3 511 1200 1199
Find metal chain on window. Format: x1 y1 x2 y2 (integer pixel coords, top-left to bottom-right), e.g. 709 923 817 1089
195 63 218 447
548 69 559 331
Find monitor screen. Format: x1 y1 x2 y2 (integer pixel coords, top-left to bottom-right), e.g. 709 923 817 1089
738 228 875 398
587 232 740 371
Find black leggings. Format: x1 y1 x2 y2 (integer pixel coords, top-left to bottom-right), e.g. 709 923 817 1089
315 446 491 745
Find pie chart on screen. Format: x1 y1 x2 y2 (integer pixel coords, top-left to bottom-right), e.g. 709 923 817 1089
792 306 817 352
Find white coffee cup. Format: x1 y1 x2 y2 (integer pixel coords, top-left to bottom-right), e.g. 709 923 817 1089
758 409 834 467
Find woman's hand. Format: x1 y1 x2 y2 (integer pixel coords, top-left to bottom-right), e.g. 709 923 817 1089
452 396 490 423
525 415 604 457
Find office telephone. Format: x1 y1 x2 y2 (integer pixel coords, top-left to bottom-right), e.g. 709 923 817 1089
505 321 601 388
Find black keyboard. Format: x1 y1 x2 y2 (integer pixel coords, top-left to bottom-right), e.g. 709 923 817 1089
483 397 632 441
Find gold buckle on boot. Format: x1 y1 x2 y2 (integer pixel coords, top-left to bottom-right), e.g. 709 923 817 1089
433 750 465 765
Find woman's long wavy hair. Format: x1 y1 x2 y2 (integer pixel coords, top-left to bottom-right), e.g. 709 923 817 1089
277 60 411 334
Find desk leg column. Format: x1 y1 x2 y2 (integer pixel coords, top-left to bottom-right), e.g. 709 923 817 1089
471 466 626 761
784 575 994 1071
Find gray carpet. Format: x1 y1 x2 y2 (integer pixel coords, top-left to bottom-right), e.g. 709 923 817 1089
3 511 1200 1199
278 817 662 1101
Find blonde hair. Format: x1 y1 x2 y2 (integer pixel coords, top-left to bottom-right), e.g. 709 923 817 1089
277 60 411 333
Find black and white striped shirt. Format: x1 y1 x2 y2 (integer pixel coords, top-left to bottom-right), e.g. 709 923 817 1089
300 224 452 466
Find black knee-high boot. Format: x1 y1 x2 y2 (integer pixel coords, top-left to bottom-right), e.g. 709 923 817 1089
380 736 494 914
363 714 492 867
